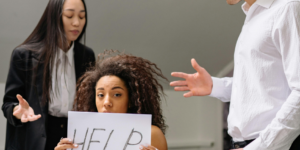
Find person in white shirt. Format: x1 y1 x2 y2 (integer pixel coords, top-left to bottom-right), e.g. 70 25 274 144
170 0 300 149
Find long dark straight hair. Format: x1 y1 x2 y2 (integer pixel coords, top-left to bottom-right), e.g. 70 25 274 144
19 0 88 104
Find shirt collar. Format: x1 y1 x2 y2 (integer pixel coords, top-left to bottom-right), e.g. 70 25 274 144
57 42 74 66
242 0 275 14
255 0 275 8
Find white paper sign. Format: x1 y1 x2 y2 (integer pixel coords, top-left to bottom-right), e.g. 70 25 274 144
67 111 152 150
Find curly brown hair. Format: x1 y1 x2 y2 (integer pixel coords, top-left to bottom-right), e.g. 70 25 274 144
74 50 168 134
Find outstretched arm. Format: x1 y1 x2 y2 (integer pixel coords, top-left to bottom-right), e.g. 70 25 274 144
2 49 40 126
170 58 233 102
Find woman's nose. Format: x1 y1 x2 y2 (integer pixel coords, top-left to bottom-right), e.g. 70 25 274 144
103 96 112 107
72 17 80 27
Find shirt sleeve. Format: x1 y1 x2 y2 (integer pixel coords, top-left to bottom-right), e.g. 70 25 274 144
245 2 300 150
209 77 233 102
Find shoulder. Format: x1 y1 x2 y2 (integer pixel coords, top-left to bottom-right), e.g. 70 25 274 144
151 125 167 150
10 46 32 60
275 0 300 12
74 42 95 56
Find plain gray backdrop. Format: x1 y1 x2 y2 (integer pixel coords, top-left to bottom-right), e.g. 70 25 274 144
0 0 244 89
0 1 246 150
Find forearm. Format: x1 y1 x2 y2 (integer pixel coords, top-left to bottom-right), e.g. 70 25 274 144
244 90 300 150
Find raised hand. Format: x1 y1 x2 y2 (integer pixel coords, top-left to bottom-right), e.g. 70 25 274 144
13 94 41 122
170 58 213 97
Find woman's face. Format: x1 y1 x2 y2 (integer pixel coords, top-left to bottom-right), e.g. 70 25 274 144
62 0 86 45
95 75 129 113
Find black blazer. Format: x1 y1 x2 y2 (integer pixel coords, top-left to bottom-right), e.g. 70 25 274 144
2 42 95 150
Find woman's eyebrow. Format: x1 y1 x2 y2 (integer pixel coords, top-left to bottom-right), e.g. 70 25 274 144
97 87 104 90
64 9 85 12
112 86 124 90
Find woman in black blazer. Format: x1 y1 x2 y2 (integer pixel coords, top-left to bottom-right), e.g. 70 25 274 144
1 0 95 150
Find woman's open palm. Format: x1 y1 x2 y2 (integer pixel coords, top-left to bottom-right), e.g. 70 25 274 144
13 94 41 122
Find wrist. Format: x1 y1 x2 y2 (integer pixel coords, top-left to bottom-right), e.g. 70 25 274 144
13 104 21 119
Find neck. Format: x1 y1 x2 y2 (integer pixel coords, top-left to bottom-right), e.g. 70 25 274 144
59 41 72 52
245 0 256 6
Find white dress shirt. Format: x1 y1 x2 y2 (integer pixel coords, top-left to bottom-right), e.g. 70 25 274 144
210 0 300 149
49 43 76 117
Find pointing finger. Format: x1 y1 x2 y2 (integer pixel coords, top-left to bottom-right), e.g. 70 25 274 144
16 94 29 108
174 86 190 91
171 72 189 79
170 80 187 86
16 94 25 104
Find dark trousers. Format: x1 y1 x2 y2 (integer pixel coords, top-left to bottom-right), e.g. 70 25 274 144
290 134 300 150
230 134 300 150
45 114 68 150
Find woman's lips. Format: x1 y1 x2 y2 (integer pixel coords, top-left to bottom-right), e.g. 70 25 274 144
70 30 79 35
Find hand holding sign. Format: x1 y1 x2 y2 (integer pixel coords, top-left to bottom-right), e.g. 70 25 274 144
55 138 78 150
67 111 151 150
139 145 159 150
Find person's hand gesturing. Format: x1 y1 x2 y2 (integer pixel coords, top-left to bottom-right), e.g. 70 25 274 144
13 94 41 122
170 58 213 97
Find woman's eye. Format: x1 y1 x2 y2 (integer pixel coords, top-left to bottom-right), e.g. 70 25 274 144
114 94 121 97
98 94 104 97
66 16 72 19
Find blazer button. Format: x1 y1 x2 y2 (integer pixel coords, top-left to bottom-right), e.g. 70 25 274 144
61 124 64 128
235 144 240 149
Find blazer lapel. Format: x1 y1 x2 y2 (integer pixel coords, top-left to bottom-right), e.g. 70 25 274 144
74 42 84 81
31 55 48 123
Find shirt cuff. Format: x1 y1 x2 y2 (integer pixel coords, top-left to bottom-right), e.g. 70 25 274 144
209 77 224 98
244 137 266 150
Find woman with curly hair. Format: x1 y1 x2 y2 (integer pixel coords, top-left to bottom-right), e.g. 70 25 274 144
55 51 168 150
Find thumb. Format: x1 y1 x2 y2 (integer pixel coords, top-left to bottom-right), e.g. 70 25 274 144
191 58 203 73
16 94 29 108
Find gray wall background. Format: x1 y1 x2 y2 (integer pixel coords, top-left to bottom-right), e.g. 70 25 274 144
0 0 245 150
0 0 245 88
